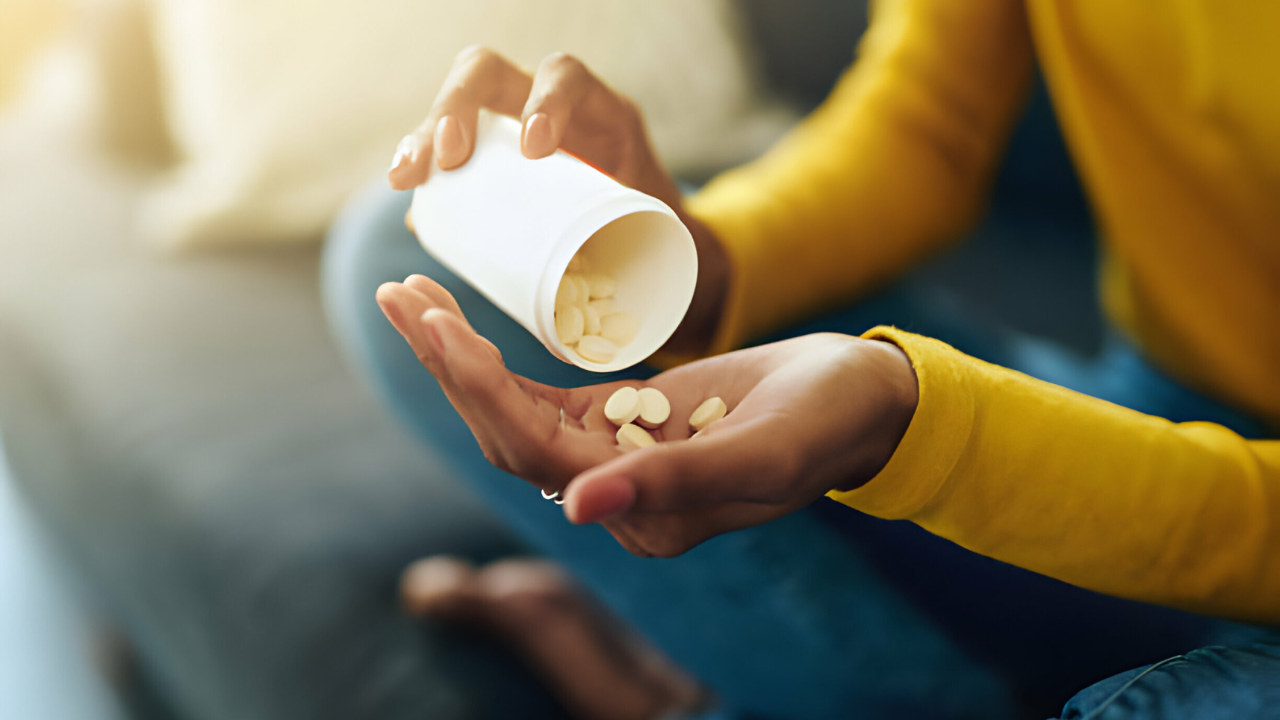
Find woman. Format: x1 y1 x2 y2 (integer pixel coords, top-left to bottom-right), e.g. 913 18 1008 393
332 0 1279 717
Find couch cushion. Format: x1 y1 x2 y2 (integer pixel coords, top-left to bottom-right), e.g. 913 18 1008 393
0 94 552 719
124 0 795 250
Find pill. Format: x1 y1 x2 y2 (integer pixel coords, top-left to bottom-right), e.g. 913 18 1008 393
688 397 727 431
616 423 655 451
584 273 617 300
636 387 671 428
604 386 641 426
567 254 586 272
576 335 618 364
573 275 592 307
588 298 617 317
556 274 582 307
555 304 584 345
583 303 601 336
600 311 639 346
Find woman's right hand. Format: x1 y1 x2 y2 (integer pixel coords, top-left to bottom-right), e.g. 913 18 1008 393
388 46 680 207
388 46 731 355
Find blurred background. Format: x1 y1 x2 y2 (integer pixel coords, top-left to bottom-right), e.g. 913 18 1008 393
0 1 1095 718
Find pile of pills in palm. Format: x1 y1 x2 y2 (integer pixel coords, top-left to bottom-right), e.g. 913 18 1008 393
603 386 728 451
555 252 639 364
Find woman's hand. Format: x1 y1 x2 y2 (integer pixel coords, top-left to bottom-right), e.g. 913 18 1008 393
388 46 677 207
378 276 919 558
388 46 730 354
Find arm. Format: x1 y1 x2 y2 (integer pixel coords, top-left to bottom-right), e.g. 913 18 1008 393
831 328 1280 624
376 277 1279 624
684 0 1035 354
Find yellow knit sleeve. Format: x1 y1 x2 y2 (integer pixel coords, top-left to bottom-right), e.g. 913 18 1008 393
830 327 1280 625
684 0 1034 354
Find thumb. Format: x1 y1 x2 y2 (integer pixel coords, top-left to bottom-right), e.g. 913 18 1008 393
562 416 793 524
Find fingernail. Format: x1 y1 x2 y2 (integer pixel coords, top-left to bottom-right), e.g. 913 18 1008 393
434 116 466 168
420 310 447 356
389 135 417 172
569 475 635 524
522 113 553 157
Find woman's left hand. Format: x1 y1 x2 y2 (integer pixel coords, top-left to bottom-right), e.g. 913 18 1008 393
378 275 918 557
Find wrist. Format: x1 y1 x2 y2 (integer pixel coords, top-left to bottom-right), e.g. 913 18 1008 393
662 212 730 355
880 341 920 442
871 340 919 483
832 339 919 492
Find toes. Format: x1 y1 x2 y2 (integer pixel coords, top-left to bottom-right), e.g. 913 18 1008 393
400 556 481 616
478 559 577 607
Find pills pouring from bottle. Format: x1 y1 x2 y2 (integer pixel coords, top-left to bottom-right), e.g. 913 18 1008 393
554 245 640 365
600 387 729 451
542 208 695 371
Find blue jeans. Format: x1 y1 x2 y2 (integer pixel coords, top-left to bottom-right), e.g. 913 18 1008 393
322 183 1278 720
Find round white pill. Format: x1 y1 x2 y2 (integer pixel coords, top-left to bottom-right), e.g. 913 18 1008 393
604 387 641 426
555 304 584 345
576 335 618 364
556 274 582 307
584 273 617 300
600 311 639 346
616 423 655 451
583 304 601 336
688 397 727 431
636 387 671 429
574 275 592 307
588 298 618 317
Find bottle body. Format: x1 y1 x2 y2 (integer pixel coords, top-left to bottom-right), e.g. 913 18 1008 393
410 111 697 372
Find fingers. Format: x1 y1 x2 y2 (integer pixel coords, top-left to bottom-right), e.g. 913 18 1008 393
376 281 447 373
389 46 533 189
386 275 503 364
601 501 789 558
562 414 803 525
425 46 532 168
418 307 578 481
421 307 524 416
389 47 649 192
388 135 422 189
520 52 629 160
402 274 466 324
378 278 619 487
571 476 637 526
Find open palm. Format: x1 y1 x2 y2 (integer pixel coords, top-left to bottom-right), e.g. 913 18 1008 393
378 275 917 557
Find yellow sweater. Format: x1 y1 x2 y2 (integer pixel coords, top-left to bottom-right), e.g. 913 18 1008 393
687 0 1280 623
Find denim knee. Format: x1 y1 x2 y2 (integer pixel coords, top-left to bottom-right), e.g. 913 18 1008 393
1058 635 1280 720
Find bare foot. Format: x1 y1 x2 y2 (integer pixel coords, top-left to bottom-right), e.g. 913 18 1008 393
402 557 710 720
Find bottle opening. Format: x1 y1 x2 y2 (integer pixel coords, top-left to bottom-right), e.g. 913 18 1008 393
552 209 698 372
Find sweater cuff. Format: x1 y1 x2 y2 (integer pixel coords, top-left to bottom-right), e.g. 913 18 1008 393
826 326 976 519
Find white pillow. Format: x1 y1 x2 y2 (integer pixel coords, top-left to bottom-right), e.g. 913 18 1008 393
137 0 794 250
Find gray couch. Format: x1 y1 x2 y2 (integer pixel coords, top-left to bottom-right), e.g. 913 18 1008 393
0 105 538 717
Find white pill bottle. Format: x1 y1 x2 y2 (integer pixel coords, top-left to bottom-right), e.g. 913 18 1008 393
409 110 698 373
